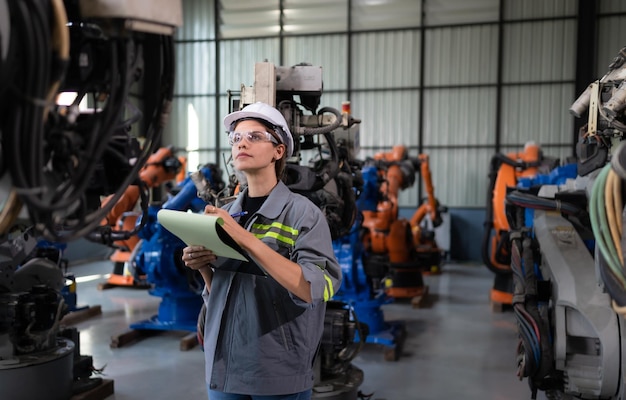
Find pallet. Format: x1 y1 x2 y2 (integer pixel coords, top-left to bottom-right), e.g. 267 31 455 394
383 322 407 362
97 281 151 291
386 285 430 309
61 305 103 326
110 329 199 351
410 284 429 308
71 379 114 400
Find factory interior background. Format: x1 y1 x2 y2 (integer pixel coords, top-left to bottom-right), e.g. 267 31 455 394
4 0 626 400
161 0 626 262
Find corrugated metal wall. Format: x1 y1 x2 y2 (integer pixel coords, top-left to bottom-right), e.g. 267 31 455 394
165 0 626 208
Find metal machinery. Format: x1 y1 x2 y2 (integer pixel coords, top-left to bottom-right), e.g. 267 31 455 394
333 169 405 362
314 301 368 400
503 47 626 399
227 62 368 399
92 146 186 289
0 0 182 398
122 163 227 337
361 145 445 297
333 144 446 360
482 142 560 309
88 134 228 342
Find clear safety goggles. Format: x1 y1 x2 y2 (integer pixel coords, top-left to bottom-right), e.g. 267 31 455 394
228 131 279 146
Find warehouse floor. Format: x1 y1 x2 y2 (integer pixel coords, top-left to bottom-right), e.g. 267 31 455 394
64 259 544 400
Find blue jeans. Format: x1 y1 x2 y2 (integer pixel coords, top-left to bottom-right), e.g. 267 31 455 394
207 388 312 400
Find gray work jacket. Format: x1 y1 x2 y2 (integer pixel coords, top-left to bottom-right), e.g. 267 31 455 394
201 181 342 395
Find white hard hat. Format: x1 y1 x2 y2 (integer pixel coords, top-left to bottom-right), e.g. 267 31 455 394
223 102 294 157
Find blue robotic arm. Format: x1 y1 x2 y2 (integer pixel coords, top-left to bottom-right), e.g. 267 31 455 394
130 163 226 332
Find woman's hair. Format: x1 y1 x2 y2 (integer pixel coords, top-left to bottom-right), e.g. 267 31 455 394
268 127 287 180
275 150 287 181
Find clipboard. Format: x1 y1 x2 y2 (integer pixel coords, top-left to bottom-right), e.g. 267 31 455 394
157 209 250 262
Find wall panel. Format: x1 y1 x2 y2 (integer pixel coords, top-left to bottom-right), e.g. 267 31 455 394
427 147 494 208
283 0 348 34
352 0 420 30
352 31 421 89
500 84 575 147
283 36 348 91
219 39 280 93
166 96 219 167
424 25 499 86
351 90 420 151
503 0 577 20
424 0 499 25
502 20 577 83
175 41 216 95
596 15 626 75
219 0 280 39
422 87 497 147
178 0 215 40
598 0 626 13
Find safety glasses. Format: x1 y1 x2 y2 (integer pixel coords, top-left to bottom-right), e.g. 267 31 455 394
228 131 279 146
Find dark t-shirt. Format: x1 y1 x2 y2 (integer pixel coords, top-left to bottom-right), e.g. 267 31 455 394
238 193 268 226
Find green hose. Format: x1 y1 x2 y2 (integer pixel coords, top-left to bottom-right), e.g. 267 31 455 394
590 164 626 287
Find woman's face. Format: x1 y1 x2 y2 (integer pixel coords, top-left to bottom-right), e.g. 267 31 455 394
231 120 284 174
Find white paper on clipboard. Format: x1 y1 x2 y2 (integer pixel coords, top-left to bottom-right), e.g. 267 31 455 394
157 209 249 262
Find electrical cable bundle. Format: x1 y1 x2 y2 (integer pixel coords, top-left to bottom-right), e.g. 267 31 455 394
589 163 626 310
0 0 69 233
505 190 582 216
511 234 541 381
1 1 176 242
504 188 563 397
510 229 560 399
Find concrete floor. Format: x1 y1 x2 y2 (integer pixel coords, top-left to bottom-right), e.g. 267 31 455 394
65 259 542 400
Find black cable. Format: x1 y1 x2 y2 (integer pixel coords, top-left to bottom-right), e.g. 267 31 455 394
60 37 170 241
482 154 505 274
8 18 125 214
2 4 176 243
597 248 626 307
59 38 128 208
22 0 49 189
0 1 52 243
506 190 582 216
67 34 175 241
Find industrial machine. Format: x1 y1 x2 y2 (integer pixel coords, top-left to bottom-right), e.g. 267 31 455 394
504 47 626 399
123 163 226 336
0 0 182 398
228 63 366 275
92 146 185 288
332 145 445 360
360 146 445 300
333 204 405 362
482 142 559 309
313 301 368 399
230 62 362 242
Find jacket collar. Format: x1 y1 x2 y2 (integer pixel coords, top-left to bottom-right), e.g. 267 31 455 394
229 180 289 220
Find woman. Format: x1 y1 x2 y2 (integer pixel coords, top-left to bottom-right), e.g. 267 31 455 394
182 102 342 400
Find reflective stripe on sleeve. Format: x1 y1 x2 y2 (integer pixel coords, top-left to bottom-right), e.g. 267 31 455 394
323 273 334 302
251 221 298 247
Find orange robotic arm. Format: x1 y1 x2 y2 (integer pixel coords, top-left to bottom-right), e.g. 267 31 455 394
362 145 412 258
97 147 182 246
487 142 542 272
409 154 438 228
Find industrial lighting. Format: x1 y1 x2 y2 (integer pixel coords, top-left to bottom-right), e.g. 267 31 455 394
75 273 110 283
187 102 200 172
56 91 89 109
